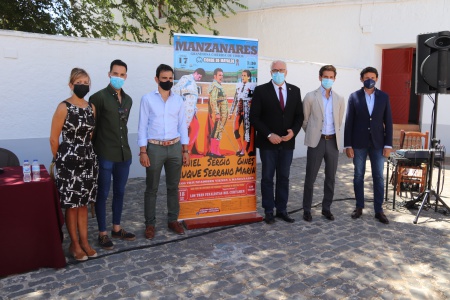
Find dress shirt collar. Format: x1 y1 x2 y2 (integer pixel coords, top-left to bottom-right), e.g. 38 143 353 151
155 89 175 98
320 85 333 99
272 80 286 91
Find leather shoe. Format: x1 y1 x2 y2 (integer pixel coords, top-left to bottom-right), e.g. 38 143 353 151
264 213 275 224
303 211 312 222
276 212 295 223
207 152 225 159
145 225 155 240
236 151 245 157
351 208 363 219
168 221 185 235
322 210 335 221
375 212 389 224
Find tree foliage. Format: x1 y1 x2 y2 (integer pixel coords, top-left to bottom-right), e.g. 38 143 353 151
0 0 246 43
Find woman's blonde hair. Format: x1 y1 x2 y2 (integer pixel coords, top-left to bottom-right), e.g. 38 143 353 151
69 68 90 84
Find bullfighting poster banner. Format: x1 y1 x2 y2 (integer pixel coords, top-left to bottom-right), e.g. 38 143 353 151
173 33 259 222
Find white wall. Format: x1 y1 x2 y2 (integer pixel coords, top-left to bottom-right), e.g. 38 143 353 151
0 30 172 177
1 30 363 177
156 0 450 152
3 0 450 178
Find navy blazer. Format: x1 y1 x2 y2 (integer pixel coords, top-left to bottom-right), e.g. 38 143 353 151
344 88 393 149
250 81 303 150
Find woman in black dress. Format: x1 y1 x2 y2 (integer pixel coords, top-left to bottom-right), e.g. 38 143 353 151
50 68 98 261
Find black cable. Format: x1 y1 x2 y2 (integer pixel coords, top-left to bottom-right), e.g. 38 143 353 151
67 196 368 265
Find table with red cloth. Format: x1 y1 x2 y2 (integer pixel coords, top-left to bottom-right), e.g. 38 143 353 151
0 165 66 277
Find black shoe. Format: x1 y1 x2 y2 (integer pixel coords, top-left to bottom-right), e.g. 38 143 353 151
351 208 363 219
322 210 335 221
98 235 114 250
248 151 256 157
236 151 245 157
276 212 295 223
207 152 225 158
375 212 389 224
111 228 136 241
303 211 312 222
264 213 275 224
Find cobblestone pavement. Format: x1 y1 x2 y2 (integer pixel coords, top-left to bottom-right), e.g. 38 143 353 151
1 155 449 299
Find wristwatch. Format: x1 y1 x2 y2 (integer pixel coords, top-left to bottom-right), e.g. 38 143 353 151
267 133 272 139
139 152 147 156
182 150 190 154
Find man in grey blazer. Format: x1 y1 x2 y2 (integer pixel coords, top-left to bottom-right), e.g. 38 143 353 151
302 65 345 222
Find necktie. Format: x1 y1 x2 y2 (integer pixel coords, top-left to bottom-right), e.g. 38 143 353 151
279 87 284 110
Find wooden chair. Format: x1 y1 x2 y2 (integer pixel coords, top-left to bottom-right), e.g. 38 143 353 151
396 130 429 195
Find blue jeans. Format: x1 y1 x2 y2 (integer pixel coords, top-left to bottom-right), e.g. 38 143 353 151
95 157 132 232
353 147 385 213
259 148 293 214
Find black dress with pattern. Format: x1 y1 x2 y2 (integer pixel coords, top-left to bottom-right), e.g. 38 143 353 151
56 101 98 208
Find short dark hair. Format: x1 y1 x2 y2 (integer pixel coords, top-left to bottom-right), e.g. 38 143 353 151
242 70 251 78
194 68 206 76
360 66 378 79
110 59 127 72
319 65 336 77
214 68 223 76
156 64 174 78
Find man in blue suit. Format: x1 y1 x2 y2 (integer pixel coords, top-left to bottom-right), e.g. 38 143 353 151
344 67 393 224
250 60 304 224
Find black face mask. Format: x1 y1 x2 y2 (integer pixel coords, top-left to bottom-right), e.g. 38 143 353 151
159 80 173 91
363 79 376 89
73 84 90 99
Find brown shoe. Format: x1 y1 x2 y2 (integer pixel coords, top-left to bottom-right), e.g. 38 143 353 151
80 244 97 258
375 212 389 224
351 208 363 219
168 221 185 235
145 225 155 240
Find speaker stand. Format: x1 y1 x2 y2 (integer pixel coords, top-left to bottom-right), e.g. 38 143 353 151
408 188 450 224
406 91 449 223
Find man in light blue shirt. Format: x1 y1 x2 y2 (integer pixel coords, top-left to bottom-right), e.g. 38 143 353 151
344 66 393 224
138 64 190 239
302 65 345 222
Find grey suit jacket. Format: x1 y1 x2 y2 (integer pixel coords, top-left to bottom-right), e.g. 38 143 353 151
302 87 345 151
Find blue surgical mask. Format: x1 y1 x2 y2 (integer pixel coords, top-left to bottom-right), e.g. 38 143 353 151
363 78 376 89
110 76 125 90
321 78 334 90
272 72 285 85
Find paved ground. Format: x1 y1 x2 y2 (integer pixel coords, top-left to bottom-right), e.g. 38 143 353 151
1 154 449 299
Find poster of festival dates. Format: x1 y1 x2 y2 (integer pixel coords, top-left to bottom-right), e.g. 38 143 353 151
173 33 258 220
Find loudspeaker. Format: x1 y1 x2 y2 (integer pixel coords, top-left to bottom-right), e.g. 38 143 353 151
416 31 450 95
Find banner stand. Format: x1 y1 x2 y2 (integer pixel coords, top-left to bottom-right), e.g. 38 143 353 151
183 212 263 230
174 33 260 229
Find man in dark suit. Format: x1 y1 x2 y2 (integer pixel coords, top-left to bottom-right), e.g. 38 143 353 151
250 60 304 224
344 66 393 224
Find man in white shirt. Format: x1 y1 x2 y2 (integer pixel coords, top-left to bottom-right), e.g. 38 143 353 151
302 65 345 222
138 64 190 239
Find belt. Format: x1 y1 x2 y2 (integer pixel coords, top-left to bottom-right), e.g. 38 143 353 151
321 134 336 140
148 137 180 146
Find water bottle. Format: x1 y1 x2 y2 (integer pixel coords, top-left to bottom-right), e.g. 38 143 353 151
23 160 31 182
32 159 41 181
